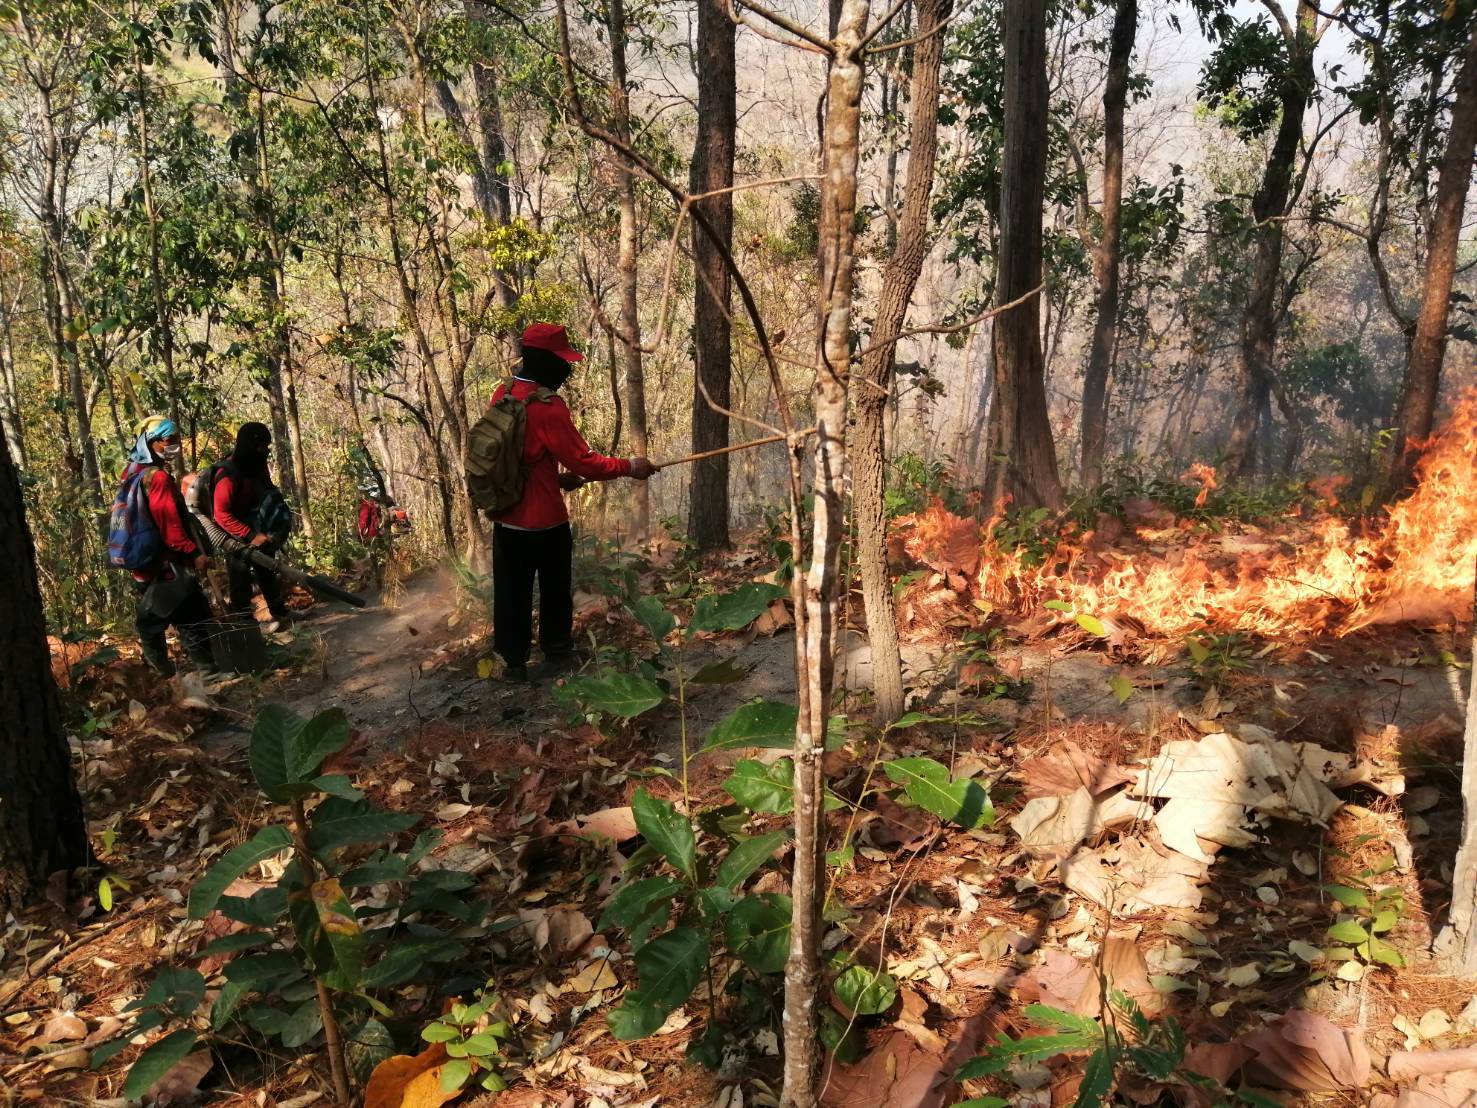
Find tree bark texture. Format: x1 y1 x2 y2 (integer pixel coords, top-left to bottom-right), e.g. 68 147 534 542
0 429 89 913
464 0 514 227
1435 565 1477 973
687 0 737 551
1078 0 1136 487
782 6 868 1106
1387 16 1477 491
985 0 1063 511
853 0 949 725
605 0 650 541
1223 1 1316 478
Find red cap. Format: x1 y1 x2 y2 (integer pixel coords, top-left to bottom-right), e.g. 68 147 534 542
521 322 585 363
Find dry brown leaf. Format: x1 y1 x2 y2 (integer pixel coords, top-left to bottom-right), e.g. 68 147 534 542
364 1043 454 1108
1019 741 1135 800
519 908 594 962
1133 732 1344 825
148 1050 213 1107
1059 838 1206 913
576 807 639 843
1183 1041 1254 1084
1010 788 1101 856
36 1012 87 1045
1240 1010 1371 1091
819 1011 993 1108
893 987 947 1052
1389 1049 1477 1080
753 600 794 636
1017 950 1099 1017
1102 937 1163 1017
870 793 933 851
566 959 620 993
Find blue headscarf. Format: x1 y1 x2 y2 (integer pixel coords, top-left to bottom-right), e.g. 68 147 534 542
127 416 178 464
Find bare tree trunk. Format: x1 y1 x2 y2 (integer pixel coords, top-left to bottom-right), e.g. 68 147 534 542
1434 565 1477 973
605 0 650 542
985 0 1063 511
464 0 514 227
1387 17 1477 492
782 7 868 1106
1079 0 1136 486
0 429 88 913
1224 1 1316 478
0 265 27 468
853 0 949 725
687 0 737 551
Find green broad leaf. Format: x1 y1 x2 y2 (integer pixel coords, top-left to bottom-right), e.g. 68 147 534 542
1109 674 1134 705
1075 1047 1116 1107
702 700 798 752
441 1059 472 1093
407 828 443 865
716 830 790 890
346 1018 395 1085
460 1031 502 1057
689 582 785 633
1325 884 1371 909
223 951 301 989
597 875 682 947
1075 613 1107 637
188 824 293 919
362 937 467 989
827 843 855 869
199 931 272 957
306 798 418 853
608 927 708 1040
98 877 113 912
481 1071 508 1092
632 788 696 881
218 884 289 928
311 878 364 991
130 967 207 1018
280 998 323 1049
698 886 741 918
1043 600 1073 612
341 853 412 888
122 1030 200 1099
725 893 791 974
421 1022 459 1043
723 758 798 814
629 596 677 642
882 757 995 828
1326 920 1369 944
687 657 752 685
292 709 354 779
1186 638 1211 664
1366 935 1405 967
210 979 250 1030
240 1004 291 1035
88 316 121 336
311 774 363 800
834 965 897 1016
819 1006 865 1064
553 670 667 720
1371 909 1398 934
249 704 311 802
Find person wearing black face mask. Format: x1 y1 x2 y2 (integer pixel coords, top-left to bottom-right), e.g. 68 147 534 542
211 422 294 632
487 323 655 682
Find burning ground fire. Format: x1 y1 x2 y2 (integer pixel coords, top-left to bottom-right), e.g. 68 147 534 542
899 390 1477 639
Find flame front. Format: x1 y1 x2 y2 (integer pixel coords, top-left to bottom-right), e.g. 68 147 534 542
900 390 1477 639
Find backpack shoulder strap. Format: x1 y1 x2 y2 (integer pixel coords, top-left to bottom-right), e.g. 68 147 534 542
528 387 557 405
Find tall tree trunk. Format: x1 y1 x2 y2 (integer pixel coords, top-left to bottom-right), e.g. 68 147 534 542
985 0 1063 511
465 0 514 228
0 429 88 913
1434 569 1477 972
0 265 27 468
687 0 737 551
605 0 650 541
1223 1 1316 478
853 0 949 725
131 0 182 448
1078 0 1136 487
1387 17 1477 491
782 6 868 1106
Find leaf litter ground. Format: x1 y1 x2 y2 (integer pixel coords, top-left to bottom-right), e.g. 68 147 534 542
4 533 1476 1107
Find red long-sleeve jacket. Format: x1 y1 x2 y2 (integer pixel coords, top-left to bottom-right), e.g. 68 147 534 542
489 379 630 530
129 465 200 582
213 470 263 542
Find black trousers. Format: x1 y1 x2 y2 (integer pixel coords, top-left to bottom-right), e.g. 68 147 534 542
134 575 216 670
226 551 287 618
493 522 574 667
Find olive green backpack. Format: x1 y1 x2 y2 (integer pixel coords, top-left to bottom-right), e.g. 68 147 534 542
465 383 556 513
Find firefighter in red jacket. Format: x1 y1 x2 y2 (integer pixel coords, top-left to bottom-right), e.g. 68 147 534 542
122 416 217 675
489 323 654 682
211 422 293 632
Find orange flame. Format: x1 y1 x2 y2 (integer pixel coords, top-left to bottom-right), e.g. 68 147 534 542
898 390 1477 639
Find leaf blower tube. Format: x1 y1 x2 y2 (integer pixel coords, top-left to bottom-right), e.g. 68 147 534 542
188 509 367 609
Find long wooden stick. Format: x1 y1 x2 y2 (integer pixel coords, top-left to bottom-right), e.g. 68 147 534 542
653 427 814 470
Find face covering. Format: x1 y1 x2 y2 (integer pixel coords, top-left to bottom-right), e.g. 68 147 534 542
128 417 179 464
159 441 183 460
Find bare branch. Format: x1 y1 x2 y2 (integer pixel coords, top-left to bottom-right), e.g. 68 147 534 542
857 0 913 51
730 0 835 53
852 283 1045 360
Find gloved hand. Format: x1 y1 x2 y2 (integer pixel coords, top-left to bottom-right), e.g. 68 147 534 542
559 473 588 491
630 458 657 480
